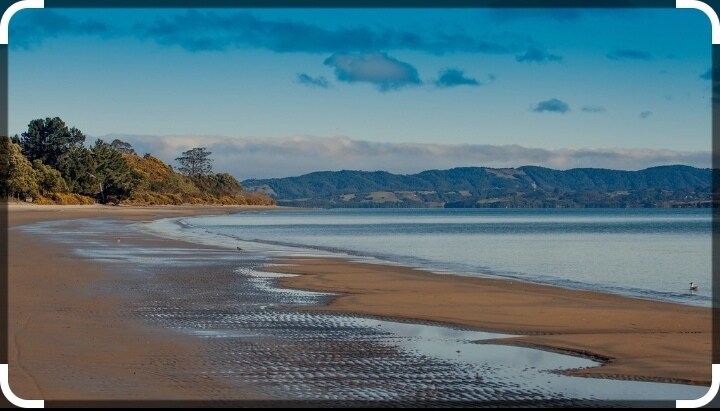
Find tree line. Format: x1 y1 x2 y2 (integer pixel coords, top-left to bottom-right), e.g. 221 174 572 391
1 117 274 206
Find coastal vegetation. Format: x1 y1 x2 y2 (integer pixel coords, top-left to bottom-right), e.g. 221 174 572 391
1 117 274 206
243 166 715 208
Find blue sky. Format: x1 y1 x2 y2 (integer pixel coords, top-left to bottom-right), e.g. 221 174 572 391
7 8 713 178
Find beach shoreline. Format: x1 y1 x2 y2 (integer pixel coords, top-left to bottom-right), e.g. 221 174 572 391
263 256 711 386
5 204 712 403
6 204 279 401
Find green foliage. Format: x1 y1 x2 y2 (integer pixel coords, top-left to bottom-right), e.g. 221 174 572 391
21 117 85 169
56 145 97 196
124 153 198 196
91 139 140 202
122 153 272 206
32 134 138 203
193 173 243 197
0 137 39 199
5 116 274 206
175 147 213 177
32 160 67 195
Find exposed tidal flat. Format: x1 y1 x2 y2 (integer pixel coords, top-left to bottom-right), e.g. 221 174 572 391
6 205 711 405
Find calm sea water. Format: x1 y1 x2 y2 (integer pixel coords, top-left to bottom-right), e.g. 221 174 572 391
147 208 712 306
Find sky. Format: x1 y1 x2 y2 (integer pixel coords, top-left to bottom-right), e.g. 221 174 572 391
7 7 713 179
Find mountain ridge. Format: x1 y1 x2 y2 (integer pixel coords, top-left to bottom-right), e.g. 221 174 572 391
242 165 715 208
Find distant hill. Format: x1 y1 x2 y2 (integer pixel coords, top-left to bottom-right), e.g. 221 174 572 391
242 165 715 208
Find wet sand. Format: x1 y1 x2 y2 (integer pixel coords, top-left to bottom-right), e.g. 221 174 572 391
5 203 712 404
7 203 280 227
267 257 712 386
6 204 275 400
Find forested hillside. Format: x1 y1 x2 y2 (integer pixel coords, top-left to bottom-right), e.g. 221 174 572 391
1 117 274 206
243 166 714 208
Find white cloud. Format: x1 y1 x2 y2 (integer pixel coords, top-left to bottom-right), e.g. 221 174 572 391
99 134 712 180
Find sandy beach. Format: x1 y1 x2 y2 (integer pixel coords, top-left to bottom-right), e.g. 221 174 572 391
4 204 712 404
6 204 275 401
268 257 712 386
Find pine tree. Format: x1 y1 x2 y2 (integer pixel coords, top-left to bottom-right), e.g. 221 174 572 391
20 117 85 169
175 147 213 177
57 146 97 195
109 139 136 155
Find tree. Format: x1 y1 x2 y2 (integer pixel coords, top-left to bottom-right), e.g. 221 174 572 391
0 137 39 199
109 139 136 155
20 117 85 169
90 139 139 202
57 146 97 195
175 147 213 177
32 160 67 196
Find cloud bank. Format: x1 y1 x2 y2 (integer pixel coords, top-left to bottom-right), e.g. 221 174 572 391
10 10 111 49
324 52 421 91
100 134 711 180
434 69 480 88
9 11 549 93
135 11 514 55
13 10 556 57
